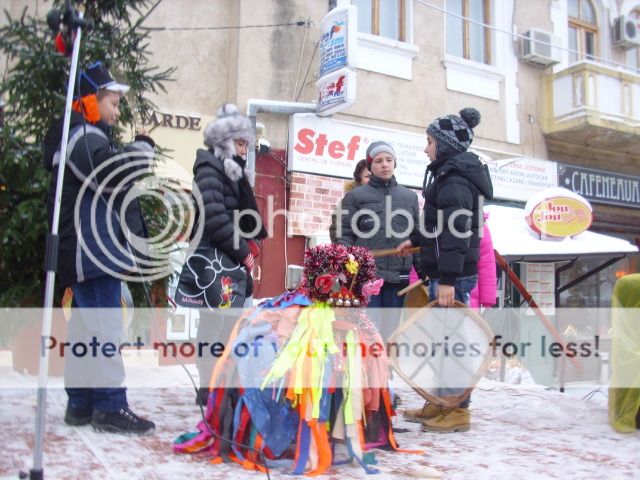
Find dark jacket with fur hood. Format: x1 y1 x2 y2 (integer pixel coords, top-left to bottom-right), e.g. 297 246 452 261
411 151 493 285
192 143 267 297
192 149 253 265
193 104 267 297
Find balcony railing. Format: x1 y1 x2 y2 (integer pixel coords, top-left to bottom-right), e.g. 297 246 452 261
542 61 640 150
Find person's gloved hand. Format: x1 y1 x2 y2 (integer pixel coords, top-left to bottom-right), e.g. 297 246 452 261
247 240 261 258
242 252 254 273
396 239 414 255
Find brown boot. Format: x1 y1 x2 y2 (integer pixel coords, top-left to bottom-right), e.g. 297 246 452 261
421 407 470 432
403 402 444 423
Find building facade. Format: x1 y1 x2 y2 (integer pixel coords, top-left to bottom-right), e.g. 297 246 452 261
2 0 638 305
137 0 640 303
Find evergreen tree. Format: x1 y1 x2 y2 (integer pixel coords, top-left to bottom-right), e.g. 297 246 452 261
0 1 174 306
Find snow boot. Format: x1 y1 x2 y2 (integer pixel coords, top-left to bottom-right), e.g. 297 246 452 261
421 407 470 433
403 402 444 423
64 405 92 426
91 408 155 434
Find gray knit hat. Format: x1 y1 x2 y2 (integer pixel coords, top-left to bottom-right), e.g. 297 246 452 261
365 140 396 170
203 103 254 180
426 107 481 160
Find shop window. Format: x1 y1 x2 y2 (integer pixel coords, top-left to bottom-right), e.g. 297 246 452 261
352 0 405 41
558 257 638 308
568 0 597 63
626 9 640 74
446 0 492 65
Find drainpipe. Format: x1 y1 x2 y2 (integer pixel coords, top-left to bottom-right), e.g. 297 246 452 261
246 99 316 183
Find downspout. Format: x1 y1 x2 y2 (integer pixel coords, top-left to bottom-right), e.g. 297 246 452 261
246 99 316 183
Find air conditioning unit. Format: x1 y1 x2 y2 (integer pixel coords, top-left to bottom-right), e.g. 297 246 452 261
521 29 561 66
613 15 640 49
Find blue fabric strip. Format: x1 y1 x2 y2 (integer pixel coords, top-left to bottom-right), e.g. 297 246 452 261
293 422 311 475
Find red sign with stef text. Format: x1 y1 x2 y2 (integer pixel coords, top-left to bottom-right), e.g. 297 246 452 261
288 114 427 187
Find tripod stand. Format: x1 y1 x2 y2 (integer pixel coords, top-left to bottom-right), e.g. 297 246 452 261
30 5 89 479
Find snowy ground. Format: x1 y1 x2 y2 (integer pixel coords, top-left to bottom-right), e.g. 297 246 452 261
1 363 639 480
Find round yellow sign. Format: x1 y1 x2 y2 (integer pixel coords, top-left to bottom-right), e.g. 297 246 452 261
526 197 593 237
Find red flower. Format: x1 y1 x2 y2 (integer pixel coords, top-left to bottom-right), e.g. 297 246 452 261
314 274 336 294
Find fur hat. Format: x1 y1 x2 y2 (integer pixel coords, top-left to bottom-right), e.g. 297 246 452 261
204 103 255 181
427 107 481 161
365 141 396 170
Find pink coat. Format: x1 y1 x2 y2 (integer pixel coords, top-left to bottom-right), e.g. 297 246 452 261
409 266 419 284
470 214 497 308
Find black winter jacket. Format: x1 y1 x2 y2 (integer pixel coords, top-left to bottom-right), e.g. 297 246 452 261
336 175 419 284
192 149 265 296
193 149 252 263
411 151 493 285
43 112 153 288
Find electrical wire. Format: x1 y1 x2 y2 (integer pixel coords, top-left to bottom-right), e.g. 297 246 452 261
415 0 636 71
292 18 311 101
174 352 272 480
475 383 554 400
295 41 319 102
143 20 307 31
582 386 605 401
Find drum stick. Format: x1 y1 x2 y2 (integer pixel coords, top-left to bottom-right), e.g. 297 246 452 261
371 246 420 258
397 279 425 297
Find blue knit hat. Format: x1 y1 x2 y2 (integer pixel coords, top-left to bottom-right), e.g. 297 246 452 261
79 61 129 97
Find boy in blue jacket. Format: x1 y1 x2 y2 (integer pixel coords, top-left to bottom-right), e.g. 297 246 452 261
44 61 155 434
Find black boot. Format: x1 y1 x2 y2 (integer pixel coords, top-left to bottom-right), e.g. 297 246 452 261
91 408 155 434
64 405 93 426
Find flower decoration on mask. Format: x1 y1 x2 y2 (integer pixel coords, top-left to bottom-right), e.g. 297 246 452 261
314 274 337 294
345 254 359 275
362 278 384 297
303 244 378 307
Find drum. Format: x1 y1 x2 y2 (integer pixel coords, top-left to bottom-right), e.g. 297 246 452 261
388 300 495 408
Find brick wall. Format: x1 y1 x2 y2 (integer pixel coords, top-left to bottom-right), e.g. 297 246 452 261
287 172 423 237
288 173 346 236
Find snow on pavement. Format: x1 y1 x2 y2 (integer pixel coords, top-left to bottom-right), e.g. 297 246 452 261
1 365 639 480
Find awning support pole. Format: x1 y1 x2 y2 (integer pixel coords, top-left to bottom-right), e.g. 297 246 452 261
494 250 581 371
554 259 577 306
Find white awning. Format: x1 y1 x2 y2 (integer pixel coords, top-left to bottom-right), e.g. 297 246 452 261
485 205 638 262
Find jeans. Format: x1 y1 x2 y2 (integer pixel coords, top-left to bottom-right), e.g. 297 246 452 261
428 275 478 408
428 275 478 306
367 282 407 341
195 310 238 388
65 276 128 413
